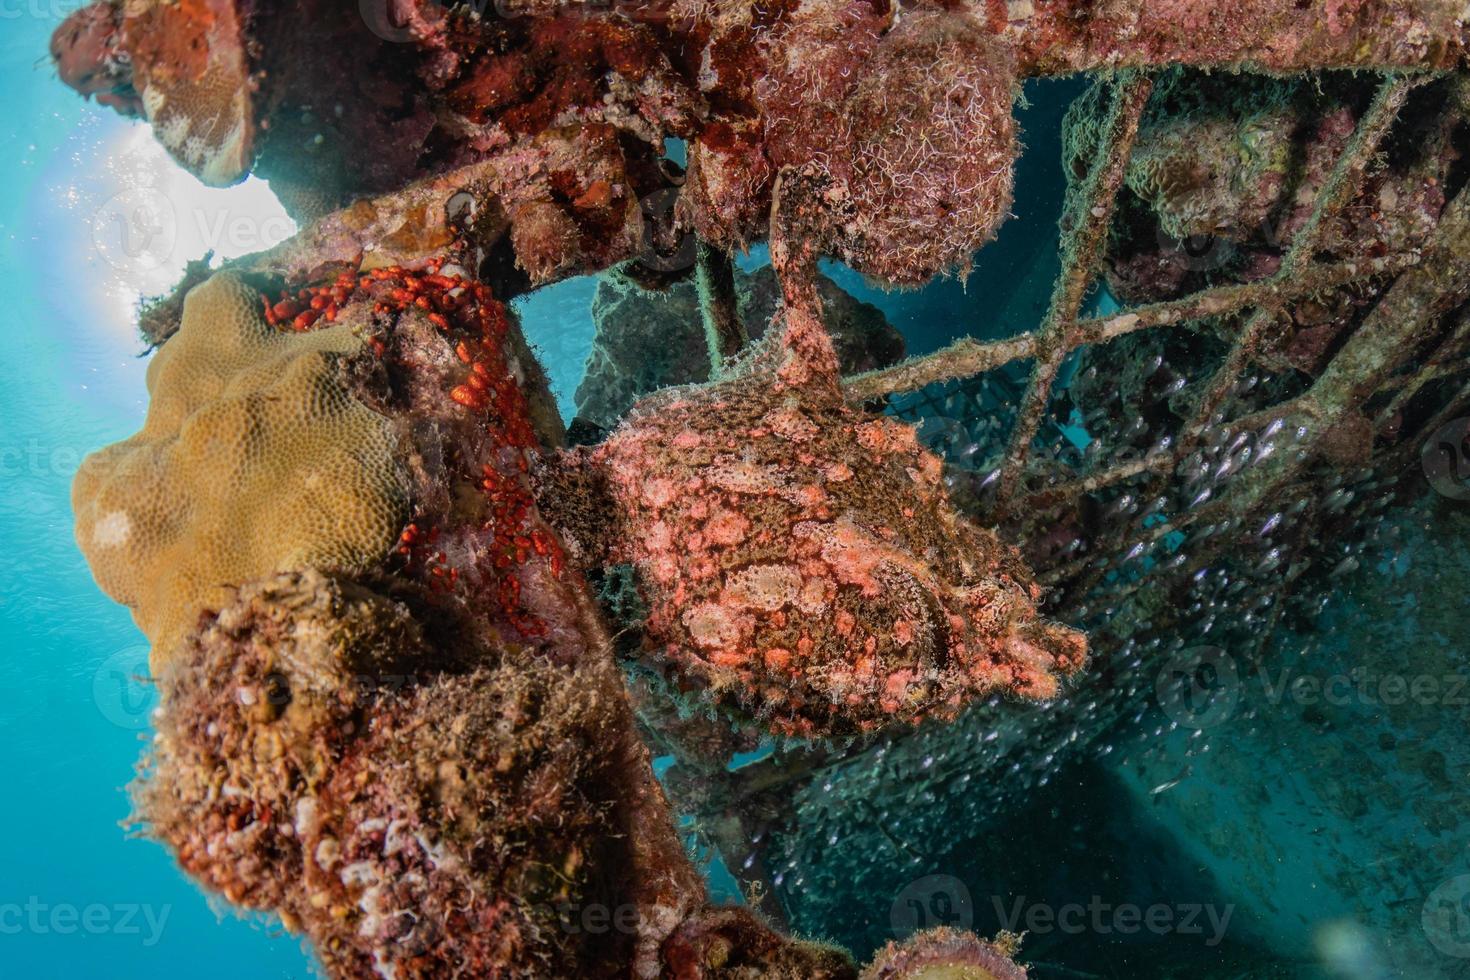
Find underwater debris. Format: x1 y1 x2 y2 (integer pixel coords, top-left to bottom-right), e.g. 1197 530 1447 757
51 0 1470 976
57 0 1469 278
105 264 717 976
82 254 1046 974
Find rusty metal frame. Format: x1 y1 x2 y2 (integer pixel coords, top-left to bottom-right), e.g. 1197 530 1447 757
846 72 1428 517
684 69 1470 912
840 72 1463 580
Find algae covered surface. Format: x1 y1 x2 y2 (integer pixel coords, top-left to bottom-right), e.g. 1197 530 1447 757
17 2 1470 978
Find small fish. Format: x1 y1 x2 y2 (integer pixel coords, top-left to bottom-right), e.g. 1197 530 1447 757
1150 765 1192 799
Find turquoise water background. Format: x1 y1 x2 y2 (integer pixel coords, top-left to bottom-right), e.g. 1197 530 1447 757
1 11 312 977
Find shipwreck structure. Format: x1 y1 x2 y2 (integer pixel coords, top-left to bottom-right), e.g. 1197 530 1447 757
54 0 1470 976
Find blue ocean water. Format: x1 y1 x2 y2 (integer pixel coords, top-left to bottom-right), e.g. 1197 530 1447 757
0 12 311 977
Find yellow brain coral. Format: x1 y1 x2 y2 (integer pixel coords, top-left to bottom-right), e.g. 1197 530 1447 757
72 272 408 667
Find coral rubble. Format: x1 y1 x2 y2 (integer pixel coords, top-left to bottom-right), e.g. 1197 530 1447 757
138 569 627 977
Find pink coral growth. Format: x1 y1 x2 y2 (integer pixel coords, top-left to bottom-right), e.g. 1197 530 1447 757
543 236 1085 738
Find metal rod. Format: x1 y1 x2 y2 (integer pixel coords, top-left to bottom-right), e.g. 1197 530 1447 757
840 254 1415 403
1180 75 1422 447
695 239 747 376
995 73 1154 509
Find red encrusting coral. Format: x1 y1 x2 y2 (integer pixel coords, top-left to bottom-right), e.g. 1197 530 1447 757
261 261 566 637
